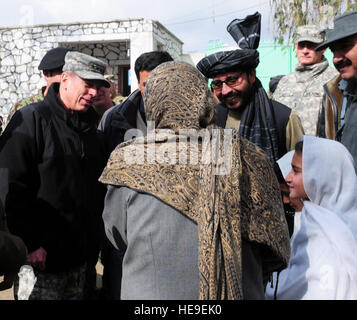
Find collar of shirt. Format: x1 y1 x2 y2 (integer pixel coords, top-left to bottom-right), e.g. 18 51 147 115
339 79 357 102
295 57 329 77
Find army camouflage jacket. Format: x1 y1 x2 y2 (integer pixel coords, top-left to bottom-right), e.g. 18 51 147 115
5 87 46 128
273 57 338 135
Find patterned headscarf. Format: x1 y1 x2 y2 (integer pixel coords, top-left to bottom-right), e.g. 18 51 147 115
99 61 290 299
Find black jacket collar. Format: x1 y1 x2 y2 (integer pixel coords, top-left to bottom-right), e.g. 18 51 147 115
110 89 143 130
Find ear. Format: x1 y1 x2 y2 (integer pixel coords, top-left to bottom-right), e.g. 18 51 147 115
59 72 72 93
249 69 256 85
60 72 68 83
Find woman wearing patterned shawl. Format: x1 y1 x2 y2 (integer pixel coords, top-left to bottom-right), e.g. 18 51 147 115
266 136 357 300
99 61 290 300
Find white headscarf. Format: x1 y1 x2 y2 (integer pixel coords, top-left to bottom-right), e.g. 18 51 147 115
277 150 302 235
303 136 357 240
277 150 294 178
266 136 357 300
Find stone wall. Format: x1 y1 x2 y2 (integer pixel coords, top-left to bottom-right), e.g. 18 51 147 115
0 19 183 123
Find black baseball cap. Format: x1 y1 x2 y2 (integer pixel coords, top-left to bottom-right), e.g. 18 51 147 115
38 47 71 71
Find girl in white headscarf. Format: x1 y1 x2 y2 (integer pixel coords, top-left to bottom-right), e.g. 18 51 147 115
276 150 303 236
266 135 357 300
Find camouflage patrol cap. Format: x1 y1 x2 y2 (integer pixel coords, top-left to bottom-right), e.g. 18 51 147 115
63 51 110 88
296 25 325 44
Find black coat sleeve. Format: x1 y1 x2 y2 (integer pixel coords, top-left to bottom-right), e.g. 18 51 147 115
0 192 27 274
0 108 44 253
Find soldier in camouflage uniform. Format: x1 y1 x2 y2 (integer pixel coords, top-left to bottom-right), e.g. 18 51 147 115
4 47 70 129
273 25 338 136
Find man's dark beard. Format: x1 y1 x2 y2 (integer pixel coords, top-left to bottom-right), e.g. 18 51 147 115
217 84 252 108
334 59 352 70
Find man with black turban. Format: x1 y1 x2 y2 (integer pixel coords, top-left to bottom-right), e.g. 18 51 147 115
197 12 304 164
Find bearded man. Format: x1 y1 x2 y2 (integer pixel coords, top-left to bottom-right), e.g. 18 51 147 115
197 12 304 164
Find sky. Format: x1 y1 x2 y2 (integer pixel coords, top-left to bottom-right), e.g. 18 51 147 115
0 0 275 53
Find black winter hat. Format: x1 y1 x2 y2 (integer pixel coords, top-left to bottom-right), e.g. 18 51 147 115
38 47 71 71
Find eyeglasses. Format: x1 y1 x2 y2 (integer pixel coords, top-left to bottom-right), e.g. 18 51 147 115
211 73 244 91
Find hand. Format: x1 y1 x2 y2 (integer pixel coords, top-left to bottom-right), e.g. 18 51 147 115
26 247 47 271
0 272 16 291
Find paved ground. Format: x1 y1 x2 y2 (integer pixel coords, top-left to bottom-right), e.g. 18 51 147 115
0 261 103 300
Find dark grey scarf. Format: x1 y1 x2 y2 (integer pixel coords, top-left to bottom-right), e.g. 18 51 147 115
239 77 280 164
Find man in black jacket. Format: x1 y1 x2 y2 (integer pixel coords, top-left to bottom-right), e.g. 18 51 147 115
99 51 173 154
98 50 173 300
0 51 109 300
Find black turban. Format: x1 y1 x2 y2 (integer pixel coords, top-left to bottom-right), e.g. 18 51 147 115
196 49 259 78
197 12 261 78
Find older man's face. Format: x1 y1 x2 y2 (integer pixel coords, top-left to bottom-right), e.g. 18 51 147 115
92 85 113 116
330 34 357 80
295 41 325 66
60 72 104 112
211 70 255 109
